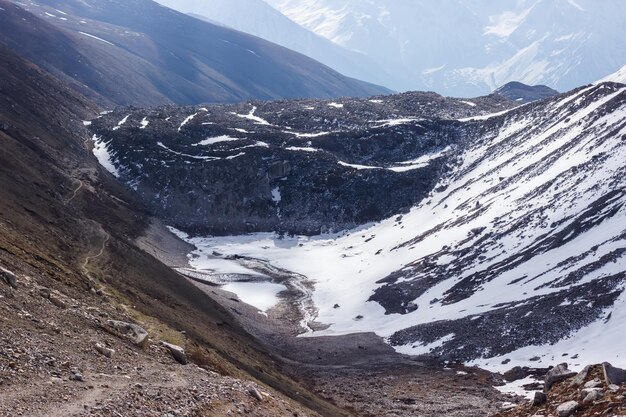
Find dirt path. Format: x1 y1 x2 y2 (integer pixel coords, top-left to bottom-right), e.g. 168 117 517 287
33 370 189 417
66 180 84 204
81 233 110 277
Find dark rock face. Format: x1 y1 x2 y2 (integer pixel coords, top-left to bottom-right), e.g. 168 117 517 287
90 93 512 235
545 364 577 393
603 362 626 385
0 0 389 107
503 366 527 382
495 81 559 104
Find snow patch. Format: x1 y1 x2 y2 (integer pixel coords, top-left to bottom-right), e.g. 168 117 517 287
78 31 114 46
193 136 242 146
91 135 120 177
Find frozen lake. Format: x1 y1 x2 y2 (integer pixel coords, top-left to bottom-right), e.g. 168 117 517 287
222 281 287 312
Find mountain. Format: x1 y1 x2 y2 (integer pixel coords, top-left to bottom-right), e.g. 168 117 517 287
0 42 351 417
495 81 559 104
0 0 389 107
266 0 626 97
597 64 626 84
89 92 512 235
90 82 626 375
153 0 392 91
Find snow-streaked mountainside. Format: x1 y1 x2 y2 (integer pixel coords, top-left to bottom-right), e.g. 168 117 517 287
598 65 626 85
90 82 626 372
0 0 388 106
267 0 626 96
153 0 391 90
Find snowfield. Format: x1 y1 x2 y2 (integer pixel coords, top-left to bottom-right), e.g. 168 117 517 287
179 83 626 372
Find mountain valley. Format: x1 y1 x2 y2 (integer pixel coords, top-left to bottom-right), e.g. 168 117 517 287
91 80 626 376
0 0 625 416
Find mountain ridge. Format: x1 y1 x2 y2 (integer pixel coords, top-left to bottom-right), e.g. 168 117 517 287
153 0 393 91
266 0 626 96
0 0 389 107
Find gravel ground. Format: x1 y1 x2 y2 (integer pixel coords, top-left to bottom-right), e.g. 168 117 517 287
0 265 317 417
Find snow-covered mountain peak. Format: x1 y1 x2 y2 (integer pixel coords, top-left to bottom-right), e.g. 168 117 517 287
597 64 626 85
266 0 626 96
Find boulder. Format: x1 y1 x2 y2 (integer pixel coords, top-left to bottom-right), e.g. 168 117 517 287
49 294 67 309
107 320 149 347
94 343 115 358
38 287 51 299
504 366 527 382
556 401 579 417
247 386 263 401
0 267 18 288
162 342 187 365
608 384 620 392
545 363 577 392
532 391 547 406
583 378 602 389
602 362 626 385
568 365 592 387
582 388 602 403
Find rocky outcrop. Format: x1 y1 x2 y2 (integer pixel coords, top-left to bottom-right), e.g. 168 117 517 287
107 320 149 347
162 342 188 365
544 364 577 393
495 81 559 104
603 362 626 385
0 267 18 288
494 363 626 417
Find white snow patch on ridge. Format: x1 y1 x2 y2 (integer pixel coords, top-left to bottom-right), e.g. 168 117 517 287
178 112 198 132
112 114 130 131
285 146 319 153
91 135 120 177
232 106 271 125
157 142 221 161
78 32 114 46
193 136 242 146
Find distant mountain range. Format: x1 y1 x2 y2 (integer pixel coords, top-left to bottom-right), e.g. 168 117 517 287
0 0 389 106
265 0 626 96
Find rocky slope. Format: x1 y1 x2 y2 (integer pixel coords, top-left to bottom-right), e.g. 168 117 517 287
0 43 353 417
103 81 626 375
0 0 388 107
494 362 626 417
89 92 513 235
153 0 391 91
495 81 559 104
